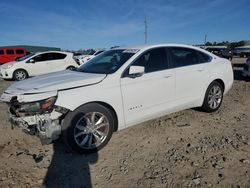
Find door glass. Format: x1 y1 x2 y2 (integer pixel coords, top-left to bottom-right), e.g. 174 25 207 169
170 47 201 68
16 49 24 54
6 49 14 55
132 48 168 73
51 53 67 60
34 53 50 62
196 51 212 63
0 50 4 55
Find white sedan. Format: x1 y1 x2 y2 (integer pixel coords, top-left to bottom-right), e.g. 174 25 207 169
0 44 233 154
0 51 79 81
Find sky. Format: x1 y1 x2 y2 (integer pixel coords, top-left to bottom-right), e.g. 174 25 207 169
0 0 249 50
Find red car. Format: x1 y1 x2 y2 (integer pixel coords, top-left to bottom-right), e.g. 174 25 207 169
0 48 27 64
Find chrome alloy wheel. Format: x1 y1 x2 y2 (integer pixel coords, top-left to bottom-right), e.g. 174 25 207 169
74 112 110 149
208 85 222 109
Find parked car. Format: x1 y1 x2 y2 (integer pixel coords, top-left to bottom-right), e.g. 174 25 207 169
234 46 250 57
221 49 233 60
206 47 233 60
206 47 225 56
75 50 105 64
0 44 233 154
242 57 250 79
0 48 27 64
0 51 79 81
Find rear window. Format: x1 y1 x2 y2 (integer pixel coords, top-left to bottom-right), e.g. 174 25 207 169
16 49 24 54
0 50 4 55
6 49 14 55
197 51 212 63
52 53 67 60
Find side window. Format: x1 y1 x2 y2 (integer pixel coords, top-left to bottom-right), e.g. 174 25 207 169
0 50 4 55
16 49 24 54
133 48 168 73
196 51 212 63
6 49 14 55
170 47 200 68
51 53 67 60
34 53 50 62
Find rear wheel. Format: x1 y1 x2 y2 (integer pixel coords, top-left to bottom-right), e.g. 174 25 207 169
201 81 224 112
62 103 115 154
13 69 28 81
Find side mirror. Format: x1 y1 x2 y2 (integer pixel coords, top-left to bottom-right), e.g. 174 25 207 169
128 65 145 78
29 59 35 63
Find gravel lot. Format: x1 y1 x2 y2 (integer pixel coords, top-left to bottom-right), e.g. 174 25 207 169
0 58 249 188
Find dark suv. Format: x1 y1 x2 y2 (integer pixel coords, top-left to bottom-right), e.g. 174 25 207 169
206 47 233 60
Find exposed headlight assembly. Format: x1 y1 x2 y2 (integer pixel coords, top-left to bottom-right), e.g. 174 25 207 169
19 96 57 114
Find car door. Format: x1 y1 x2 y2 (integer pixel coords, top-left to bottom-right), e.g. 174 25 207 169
47 52 68 72
6 49 14 63
26 53 51 76
169 47 210 107
120 47 175 126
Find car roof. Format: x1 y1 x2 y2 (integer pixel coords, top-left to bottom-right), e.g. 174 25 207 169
36 51 72 55
116 44 203 51
114 43 212 55
0 47 26 50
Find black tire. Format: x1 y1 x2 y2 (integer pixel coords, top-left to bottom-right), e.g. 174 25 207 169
201 81 224 113
13 69 28 81
66 66 75 70
62 103 115 154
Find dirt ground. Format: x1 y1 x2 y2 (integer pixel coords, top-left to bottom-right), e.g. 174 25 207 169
0 58 249 188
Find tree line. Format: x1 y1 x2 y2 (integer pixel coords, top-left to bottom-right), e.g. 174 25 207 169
205 40 246 48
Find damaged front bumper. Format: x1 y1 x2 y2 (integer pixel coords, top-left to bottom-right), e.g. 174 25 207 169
9 110 64 144
1 92 69 144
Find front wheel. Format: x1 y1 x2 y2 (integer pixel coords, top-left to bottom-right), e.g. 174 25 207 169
62 103 115 154
13 69 28 81
201 81 224 112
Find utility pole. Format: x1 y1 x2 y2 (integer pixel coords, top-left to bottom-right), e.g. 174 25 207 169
144 16 148 44
204 34 207 46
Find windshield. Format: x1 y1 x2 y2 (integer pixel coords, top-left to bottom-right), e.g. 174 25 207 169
77 49 136 74
17 53 35 61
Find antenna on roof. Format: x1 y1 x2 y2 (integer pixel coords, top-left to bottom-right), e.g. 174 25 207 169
144 16 148 44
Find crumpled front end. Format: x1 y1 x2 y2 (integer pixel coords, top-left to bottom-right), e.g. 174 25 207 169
1 93 68 144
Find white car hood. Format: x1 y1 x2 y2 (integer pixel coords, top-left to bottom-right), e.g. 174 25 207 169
1 61 18 68
5 70 106 95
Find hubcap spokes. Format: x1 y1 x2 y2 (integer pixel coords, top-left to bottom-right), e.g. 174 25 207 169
16 71 25 80
74 112 109 149
208 85 222 109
